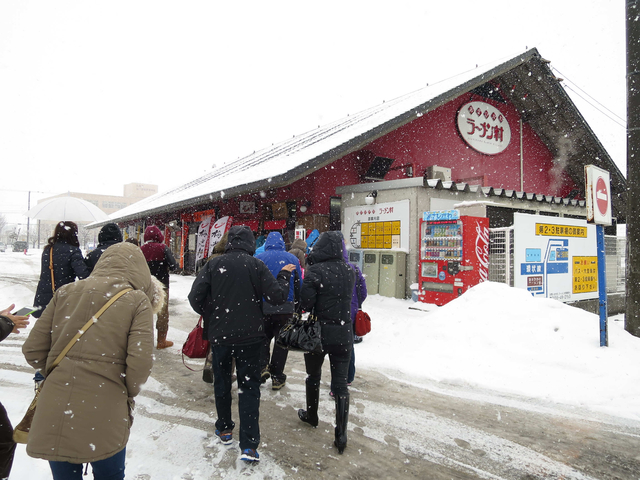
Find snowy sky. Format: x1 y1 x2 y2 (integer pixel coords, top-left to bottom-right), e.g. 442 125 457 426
0 0 627 225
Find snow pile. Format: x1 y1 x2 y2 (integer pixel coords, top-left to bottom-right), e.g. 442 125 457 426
355 281 640 420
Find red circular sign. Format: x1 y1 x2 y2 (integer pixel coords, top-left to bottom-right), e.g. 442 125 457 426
596 177 609 215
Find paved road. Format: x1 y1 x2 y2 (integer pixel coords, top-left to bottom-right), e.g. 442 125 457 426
156 340 640 480
3 262 640 479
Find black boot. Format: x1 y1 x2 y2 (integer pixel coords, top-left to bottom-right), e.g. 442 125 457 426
298 378 320 427
334 394 349 454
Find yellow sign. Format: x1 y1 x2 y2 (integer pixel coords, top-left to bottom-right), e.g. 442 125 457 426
536 223 587 238
359 221 401 249
572 256 598 293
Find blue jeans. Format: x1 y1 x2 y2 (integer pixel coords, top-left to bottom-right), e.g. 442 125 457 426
49 447 126 480
212 341 262 450
260 314 291 382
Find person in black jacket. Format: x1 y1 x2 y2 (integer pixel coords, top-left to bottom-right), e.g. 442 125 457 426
0 304 30 480
85 223 123 272
188 226 295 464
297 231 355 454
32 221 90 318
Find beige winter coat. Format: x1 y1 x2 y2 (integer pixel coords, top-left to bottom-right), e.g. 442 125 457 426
22 242 165 463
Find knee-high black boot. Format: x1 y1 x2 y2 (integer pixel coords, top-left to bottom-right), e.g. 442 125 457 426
334 394 349 454
298 378 320 427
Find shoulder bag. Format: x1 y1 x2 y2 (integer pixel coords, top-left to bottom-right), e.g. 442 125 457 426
49 246 56 293
13 288 133 444
181 316 210 371
276 308 323 354
354 274 371 337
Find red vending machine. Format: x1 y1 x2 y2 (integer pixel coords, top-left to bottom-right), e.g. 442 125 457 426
418 210 490 306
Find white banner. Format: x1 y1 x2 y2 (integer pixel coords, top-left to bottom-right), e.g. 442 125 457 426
195 215 214 264
207 216 232 257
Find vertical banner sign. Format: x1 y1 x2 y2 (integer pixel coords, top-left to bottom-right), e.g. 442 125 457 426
585 165 611 347
207 216 233 257
195 215 214 264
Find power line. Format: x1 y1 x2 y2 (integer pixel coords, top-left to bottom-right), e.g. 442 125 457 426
552 66 626 127
562 83 627 129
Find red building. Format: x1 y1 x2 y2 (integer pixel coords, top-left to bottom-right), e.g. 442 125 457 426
94 48 625 302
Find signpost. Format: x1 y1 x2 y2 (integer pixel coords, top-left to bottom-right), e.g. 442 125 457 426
585 165 612 347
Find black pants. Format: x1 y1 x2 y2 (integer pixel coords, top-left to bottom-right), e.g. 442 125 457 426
303 343 352 397
260 314 291 382
212 341 262 451
0 402 15 480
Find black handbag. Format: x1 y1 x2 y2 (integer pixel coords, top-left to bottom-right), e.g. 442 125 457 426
276 311 322 354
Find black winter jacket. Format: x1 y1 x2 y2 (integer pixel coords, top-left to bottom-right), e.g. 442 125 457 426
301 231 355 347
188 226 292 346
85 223 123 272
33 242 90 318
0 315 14 342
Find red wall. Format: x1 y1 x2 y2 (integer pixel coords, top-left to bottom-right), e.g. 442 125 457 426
364 92 579 197
197 91 580 223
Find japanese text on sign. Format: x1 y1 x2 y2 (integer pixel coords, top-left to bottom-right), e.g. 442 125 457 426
535 223 587 238
572 256 598 293
466 118 504 142
423 210 460 222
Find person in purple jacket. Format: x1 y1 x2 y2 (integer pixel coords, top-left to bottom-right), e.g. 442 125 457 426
341 239 367 386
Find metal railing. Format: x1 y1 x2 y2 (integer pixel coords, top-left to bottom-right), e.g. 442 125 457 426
604 236 626 293
488 227 515 286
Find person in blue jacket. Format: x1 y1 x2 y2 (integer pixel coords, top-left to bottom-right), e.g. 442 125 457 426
255 232 303 390
305 229 320 253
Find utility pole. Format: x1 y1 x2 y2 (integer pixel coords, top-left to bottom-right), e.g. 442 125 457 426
26 191 30 250
626 0 640 337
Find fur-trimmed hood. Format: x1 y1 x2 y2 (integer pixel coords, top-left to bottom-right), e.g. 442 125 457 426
92 241 166 314
22 242 157 464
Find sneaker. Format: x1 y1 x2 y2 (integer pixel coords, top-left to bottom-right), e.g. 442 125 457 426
240 448 260 463
260 367 270 384
354 335 363 344
272 378 286 390
215 429 233 445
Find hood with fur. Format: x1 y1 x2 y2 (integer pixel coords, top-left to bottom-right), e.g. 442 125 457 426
92 241 166 314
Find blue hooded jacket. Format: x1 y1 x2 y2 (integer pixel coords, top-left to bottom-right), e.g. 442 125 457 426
256 232 303 314
305 229 320 254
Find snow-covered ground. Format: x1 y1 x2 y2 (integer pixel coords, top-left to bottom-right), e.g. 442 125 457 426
1 249 639 479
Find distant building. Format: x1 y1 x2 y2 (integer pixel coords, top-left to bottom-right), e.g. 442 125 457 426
33 183 158 247
42 183 158 216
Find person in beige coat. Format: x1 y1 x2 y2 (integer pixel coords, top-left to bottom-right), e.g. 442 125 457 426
22 242 166 480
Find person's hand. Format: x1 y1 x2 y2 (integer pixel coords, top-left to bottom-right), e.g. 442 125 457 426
280 264 296 273
1 304 31 334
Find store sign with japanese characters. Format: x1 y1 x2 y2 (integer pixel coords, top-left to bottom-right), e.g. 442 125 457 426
342 200 410 251
456 101 511 155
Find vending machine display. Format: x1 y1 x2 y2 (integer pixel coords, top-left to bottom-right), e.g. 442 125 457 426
418 211 489 306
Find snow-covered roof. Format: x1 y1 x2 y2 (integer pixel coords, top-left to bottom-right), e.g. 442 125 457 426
91 48 625 228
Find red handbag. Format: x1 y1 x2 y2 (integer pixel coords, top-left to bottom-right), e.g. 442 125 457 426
354 309 371 336
182 316 210 359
